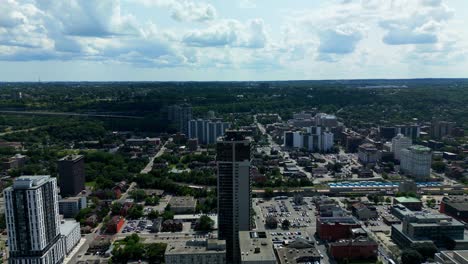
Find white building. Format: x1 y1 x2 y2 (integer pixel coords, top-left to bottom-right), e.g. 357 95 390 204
165 239 226 264
392 134 412 161
60 220 81 255
283 126 334 152
188 119 231 145
4 176 66 264
358 143 381 165
400 145 432 181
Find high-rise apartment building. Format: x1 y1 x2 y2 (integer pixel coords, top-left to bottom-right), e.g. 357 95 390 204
188 119 231 145
217 131 252 264
391 134 412 161
168 104 193 134
396 125 420 139
400 145 432 181
431 121 456 139
58 155 85 197
283 126 334 152
4 176 66 264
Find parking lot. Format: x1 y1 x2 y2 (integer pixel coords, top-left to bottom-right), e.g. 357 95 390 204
121 219 153 234
254 197 317 232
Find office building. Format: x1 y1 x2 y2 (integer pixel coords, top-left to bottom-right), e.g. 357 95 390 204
379 126 397 141
440 197 468 222
391 134 412 161
4 176 66 264
58 155 85 197
431 121 456 139
351 203 377 220
391 211 468 249
59 196 87 218
168 104 193 134
165 239 226 264
357 143 380 165
400 145 432 181
217 131 252 263
188 119 231 145
239 231 276 264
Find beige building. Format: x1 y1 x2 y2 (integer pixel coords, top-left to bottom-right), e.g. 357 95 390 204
239 231 277 264
169 196 197 214
165 239 226 264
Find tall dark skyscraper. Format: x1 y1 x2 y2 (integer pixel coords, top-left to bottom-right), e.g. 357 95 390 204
4 176 65 264
58 155 85 197
216 131 252 264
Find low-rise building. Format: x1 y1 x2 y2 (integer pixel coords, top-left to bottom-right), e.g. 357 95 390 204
275 238 321 264
60 220 81 255
239 231 276 264
169 196 197 214
316 217 361 241
441 197 468 222
329 238 378 261
393 196 422 211
59 195 87 218
351 203 377 220
165 239 226 264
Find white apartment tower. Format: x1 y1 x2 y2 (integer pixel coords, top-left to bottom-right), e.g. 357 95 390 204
4 176 66 264
392 134 412 161
400 145 432 181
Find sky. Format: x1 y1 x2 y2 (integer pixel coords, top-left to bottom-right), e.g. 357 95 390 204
1 0 468 81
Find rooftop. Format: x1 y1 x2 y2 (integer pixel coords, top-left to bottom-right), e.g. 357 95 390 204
60 220 80 236
169 196 197 208
239 231 276 262
394 196 421 203
12 175 52 189
165 239 226 255
408 145 431 153
59 154 84 162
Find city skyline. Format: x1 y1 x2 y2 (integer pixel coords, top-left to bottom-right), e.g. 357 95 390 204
1 0 468 81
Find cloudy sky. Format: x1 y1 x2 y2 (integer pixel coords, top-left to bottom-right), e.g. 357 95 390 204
1 0 467 81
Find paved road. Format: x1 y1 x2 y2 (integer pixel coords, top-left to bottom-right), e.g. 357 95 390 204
140 138 171 174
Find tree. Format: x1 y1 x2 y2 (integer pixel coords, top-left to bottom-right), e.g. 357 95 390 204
411 242 437 261
402 249 423 264
129 189 147 202
264 187 274 199
195 215 214 231
281 219 290 230
147 210 160 220
385 197 392 204
265 216 278 229
432 161 446 173
145 243 167 264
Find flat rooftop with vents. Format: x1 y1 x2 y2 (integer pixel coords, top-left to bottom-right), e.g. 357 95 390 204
239 231 277 264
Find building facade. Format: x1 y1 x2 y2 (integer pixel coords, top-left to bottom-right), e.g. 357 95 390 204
357 143 380 165
391 134 412 161
4 176 66 264
168 104 193 134
58 155 85 197
165 239 226 264
59 196 87 218
217 131 252 264
400 145 432 181
188 119 231 145
283 127 334 152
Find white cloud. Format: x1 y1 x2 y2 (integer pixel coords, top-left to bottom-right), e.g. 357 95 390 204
182 19 267 48
135 0 216 22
